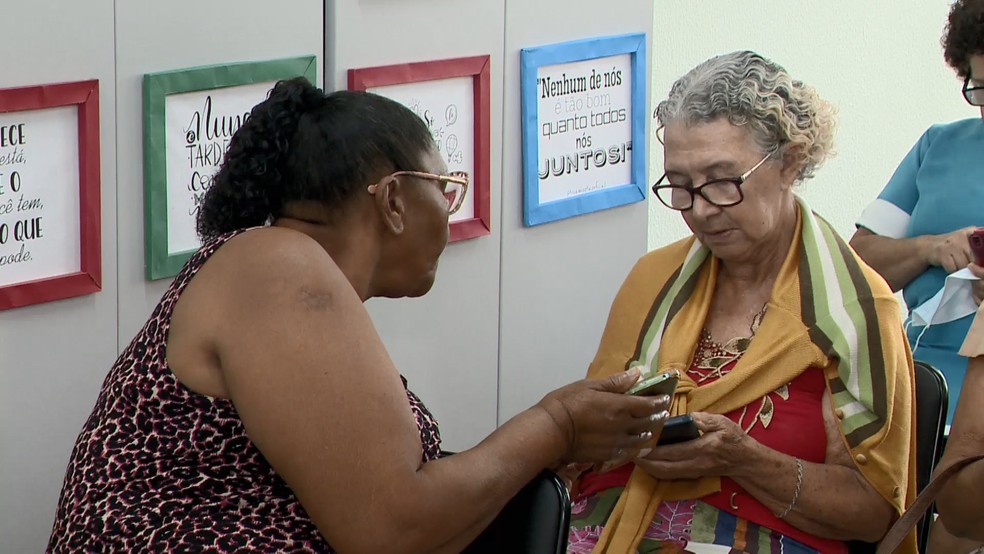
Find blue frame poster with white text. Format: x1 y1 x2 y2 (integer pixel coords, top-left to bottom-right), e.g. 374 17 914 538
520 33 647 226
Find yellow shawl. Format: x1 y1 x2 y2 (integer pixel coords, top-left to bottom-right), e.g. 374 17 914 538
587 201 917 553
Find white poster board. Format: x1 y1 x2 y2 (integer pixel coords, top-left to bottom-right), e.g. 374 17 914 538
535 53 633 204
163 81 275 255
369 77 476 223
0 106 81 287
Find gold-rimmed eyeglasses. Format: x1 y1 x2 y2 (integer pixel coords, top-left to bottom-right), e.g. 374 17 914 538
372 170 470 215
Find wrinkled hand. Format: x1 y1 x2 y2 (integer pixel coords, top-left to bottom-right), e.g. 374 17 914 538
927 227 977 274
537 368 671 464
970 263 984 305
635 412 753 480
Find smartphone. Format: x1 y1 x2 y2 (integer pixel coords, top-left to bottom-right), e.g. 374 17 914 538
656 414 700 445
595 369 679 474
626 369 680 397
970 228 984 266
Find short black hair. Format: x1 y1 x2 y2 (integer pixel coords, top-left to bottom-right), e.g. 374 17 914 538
197 77 434 240
943 0 984 78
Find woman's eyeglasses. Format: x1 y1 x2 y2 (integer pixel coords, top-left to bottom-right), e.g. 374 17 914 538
651 151 774 211
962 75 984 106
369 170 470 215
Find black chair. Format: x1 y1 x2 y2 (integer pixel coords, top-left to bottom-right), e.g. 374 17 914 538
912 360 949 552
462 469 571 554
848 360 948 554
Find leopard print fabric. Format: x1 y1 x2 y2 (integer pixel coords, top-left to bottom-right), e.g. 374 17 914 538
47 229 443 553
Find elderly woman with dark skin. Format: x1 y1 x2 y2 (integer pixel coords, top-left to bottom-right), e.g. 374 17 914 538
565 51 918 554
850 0 984 428
46 79 671 553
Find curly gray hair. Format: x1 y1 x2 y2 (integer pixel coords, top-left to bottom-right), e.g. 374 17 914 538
655 51 836 182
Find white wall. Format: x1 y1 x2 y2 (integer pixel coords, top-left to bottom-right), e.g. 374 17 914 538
649 0 972 250
0 2 117 551
328 0 506 452
497 0 653 422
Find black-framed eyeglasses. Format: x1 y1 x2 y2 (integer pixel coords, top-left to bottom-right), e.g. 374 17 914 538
963 74 984 106
651 151 774 211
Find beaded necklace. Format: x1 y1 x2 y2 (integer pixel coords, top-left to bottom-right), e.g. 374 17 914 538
688 303 789 432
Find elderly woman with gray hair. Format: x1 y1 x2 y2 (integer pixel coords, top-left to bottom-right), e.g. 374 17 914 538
567 51 918 554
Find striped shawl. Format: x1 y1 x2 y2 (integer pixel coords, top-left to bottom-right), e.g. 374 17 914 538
587 197 917 553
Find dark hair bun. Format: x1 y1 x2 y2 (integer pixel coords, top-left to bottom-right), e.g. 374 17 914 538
196 79 436 241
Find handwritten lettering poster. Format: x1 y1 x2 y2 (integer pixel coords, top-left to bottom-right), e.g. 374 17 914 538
0 106 81 287
164 81 273 255
369 77 476 223
144 56 316 279
535 54 632 204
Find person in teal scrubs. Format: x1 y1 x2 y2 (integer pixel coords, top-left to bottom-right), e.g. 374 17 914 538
851 0 984 425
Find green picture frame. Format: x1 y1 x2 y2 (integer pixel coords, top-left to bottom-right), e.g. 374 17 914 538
142 56 317 280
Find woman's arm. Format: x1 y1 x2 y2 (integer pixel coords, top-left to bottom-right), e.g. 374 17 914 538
635 400 893 542
934 355 984 541
183 229 665 554
729 394 893 542
849 227 977 292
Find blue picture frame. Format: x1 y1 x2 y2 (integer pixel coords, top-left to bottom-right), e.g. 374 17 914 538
520 33 647 226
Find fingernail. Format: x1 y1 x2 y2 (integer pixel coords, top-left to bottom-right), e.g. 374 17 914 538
638 448 652 458
649 410 669 423
651 396 670 408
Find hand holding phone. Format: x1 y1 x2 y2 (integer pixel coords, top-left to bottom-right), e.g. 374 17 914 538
656 414 700 445
626 369 680 397
595 369 680 474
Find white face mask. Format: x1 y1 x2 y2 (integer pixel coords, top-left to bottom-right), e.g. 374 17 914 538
909 267 980 352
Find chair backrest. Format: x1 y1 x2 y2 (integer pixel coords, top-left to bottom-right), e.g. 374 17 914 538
462 469 571 554
913 361 949 493
847 360 949 554
912 360 949 552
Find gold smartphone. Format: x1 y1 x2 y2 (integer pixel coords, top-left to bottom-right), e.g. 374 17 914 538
626 368 680 397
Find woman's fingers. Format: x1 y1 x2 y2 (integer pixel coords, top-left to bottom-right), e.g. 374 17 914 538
540 372 676 463
595 366 643 394
623 410 670 437
972 281 984 305
621 394 670 417
690 411 722 431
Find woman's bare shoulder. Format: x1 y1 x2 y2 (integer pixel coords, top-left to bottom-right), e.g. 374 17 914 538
202 227 350 295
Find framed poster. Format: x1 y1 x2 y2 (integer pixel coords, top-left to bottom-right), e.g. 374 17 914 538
0 80 101 311
520 33 647 226
348 55 491 242
143 56 317 280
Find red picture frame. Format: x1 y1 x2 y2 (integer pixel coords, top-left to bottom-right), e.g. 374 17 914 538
349 56 491 242
0 80 101 310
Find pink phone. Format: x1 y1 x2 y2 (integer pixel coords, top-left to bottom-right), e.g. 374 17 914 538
970 228 984 266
